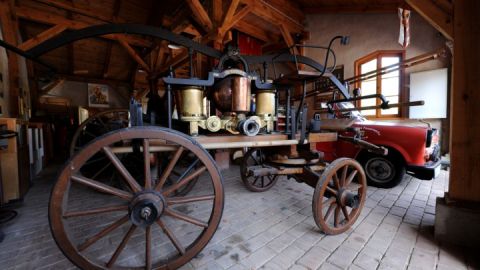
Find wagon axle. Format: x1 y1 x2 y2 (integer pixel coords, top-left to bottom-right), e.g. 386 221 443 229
129 191 165 228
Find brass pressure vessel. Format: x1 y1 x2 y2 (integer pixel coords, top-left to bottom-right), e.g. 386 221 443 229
256 90 276 116
174 86 205 119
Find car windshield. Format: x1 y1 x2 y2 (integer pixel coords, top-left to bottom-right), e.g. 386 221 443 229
335 102 366 121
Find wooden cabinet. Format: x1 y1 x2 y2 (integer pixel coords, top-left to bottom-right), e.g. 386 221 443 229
0 118 30 204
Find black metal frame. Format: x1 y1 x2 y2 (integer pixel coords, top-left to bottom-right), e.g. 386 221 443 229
0 23 353 135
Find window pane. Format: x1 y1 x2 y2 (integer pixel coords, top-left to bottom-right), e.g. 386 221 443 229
360 97 376 116
381 56 400 98
382 95 399 115
382 76 399 96
360 59 377 102
362 109 376 116
361 59 377 73
361 79 376 95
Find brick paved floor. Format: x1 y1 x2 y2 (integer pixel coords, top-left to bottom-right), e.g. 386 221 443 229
1 164 479 270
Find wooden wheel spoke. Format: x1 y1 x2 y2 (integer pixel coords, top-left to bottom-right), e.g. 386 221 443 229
163 166 206 196
252 177 259 186
175 158 200 182
332 174 340 189
90 162 112 180
261 176 265 187
334 206 340 227
326 186 338 196
146 226 152 270
164 208 208 228
77 215 129 252
155 146 184 191
167 195 215 205
97 118 106 129
84 131 97 138
83 155 107 166
106 224 137 268
157 219 186 255
63 205 128 218
71 175 132 200
103 146 142 193
340 165 348 187
341 206 350 221
346 169 358 186
143 139 152 189
324 201 336 221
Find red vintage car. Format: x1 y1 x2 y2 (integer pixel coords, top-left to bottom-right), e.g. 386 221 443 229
316 103 441 188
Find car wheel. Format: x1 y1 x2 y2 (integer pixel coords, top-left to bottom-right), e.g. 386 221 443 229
359 151 405 188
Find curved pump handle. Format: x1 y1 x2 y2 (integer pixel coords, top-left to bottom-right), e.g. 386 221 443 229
217 46 249 73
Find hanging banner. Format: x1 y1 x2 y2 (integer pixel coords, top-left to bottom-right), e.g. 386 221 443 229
398 8 411 48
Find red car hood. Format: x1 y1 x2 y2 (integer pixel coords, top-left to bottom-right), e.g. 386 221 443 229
352 120 429 130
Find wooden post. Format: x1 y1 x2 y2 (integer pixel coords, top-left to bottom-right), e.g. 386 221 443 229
434 0 480 249
0 0 20 117
448 1 480 202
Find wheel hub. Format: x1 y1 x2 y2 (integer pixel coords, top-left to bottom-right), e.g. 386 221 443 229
129 191 165 228
337 188 360 209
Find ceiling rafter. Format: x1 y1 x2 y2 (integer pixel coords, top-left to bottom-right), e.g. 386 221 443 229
186 0 213 32
18 23 67 51
103 0 122 78
241 0 304 33
31 0 124 23
117 36 151 73
218 3 253 39
406 0 453 40
15 6 152 47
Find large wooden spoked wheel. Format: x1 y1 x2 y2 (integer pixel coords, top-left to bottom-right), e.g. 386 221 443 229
50 127 224 269
313 158 366 234
240 148 279 192
70 109 129 157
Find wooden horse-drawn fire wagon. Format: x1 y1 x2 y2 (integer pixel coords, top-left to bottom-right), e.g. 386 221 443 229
3 24 410 269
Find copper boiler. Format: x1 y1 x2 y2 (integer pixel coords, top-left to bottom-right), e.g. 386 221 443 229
211 75 251 113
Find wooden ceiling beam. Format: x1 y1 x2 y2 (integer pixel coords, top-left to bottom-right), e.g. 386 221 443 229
0 0 21 117
222 0 240 29
15 6 152 47
31 0 123 23
234 20 279 43
219 4 253 38
186 0 213 32
117 36 151 73
18 23 67 51
103 0 122 79
302 4 401 14
39 78 65 95
241 0 303 33
212 0 223 27
432 0 453 14
406 0 453 40
279 23 297 54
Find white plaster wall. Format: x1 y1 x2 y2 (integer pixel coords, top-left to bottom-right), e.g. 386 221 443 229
304 12 448 79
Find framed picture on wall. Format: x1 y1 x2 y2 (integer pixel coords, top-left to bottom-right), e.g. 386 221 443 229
88 83 109 108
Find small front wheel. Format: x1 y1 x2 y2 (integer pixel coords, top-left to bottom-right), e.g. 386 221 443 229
240 148 278 192
313 158 367 234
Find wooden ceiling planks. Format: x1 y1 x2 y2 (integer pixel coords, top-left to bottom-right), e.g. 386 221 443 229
297 0 404 13
12 0 426 94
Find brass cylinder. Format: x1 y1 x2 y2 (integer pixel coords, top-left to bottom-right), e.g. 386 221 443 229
256 90 275 116
212 75 251 113
174 86 204 118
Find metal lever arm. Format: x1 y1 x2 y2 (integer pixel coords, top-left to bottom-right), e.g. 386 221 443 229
338 135 388 156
